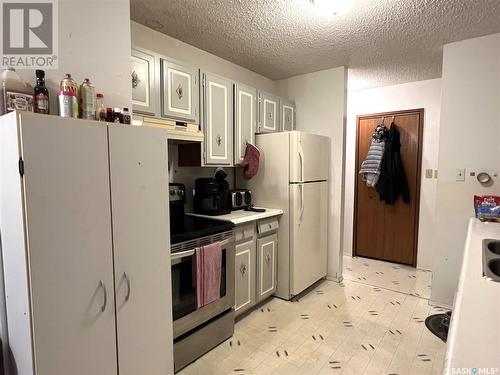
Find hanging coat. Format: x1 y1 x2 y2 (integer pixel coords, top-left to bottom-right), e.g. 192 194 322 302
375 123 410 204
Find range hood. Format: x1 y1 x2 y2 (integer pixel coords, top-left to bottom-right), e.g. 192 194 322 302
132 115 204 143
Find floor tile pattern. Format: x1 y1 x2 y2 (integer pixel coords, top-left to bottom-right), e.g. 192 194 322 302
178 257 446 375
343 256 433 300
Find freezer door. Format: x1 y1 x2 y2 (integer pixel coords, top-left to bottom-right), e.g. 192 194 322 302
290 181 328 296
289 131 330 183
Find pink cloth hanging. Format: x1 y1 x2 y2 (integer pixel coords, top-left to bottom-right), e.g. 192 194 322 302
240 143 261 179
195 242 222 308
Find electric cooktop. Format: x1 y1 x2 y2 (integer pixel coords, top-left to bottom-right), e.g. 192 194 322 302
170 215 234 245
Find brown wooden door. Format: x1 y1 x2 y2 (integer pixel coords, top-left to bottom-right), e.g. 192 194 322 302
353 109 423 266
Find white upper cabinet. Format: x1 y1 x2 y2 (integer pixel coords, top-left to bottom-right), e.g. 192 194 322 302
258 91 280 133
161 58 200 124
202 71 234 166
234 83 257 164
281 100 295 131
131 48 158 116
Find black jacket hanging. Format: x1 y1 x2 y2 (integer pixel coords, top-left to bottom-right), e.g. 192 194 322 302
375 122 410 205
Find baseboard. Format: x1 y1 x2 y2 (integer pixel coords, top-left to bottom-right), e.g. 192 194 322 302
429 299 453 310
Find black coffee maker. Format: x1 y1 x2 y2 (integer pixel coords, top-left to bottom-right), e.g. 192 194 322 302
194 169 231 216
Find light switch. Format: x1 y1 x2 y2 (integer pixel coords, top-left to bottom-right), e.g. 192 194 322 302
456 168 466 181
425 169 433 178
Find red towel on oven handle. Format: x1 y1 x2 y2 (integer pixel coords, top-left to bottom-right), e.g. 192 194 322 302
195 242 222 309
240 142 261 179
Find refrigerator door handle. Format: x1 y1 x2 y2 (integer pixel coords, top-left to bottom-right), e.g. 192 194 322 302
299 184 304 223
298 142 304 182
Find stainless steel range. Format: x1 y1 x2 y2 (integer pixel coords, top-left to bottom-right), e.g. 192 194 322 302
169 206 235 372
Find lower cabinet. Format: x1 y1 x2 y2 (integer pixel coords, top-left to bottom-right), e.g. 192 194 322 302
235 240 256 315
256 233 278 302
234 218 278 318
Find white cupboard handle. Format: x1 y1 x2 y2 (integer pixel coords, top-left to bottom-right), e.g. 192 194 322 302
99 281 107 312
123 272 131 302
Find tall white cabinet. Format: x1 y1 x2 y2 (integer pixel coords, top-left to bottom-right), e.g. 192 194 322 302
0 112 174 375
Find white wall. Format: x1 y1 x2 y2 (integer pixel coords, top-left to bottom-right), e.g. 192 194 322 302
131 21 277 94
431 33 500 306
344 79 442 270
276 67 347 280
17 0 132 114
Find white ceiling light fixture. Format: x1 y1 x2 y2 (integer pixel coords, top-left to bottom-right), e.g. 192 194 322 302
310 0 353 15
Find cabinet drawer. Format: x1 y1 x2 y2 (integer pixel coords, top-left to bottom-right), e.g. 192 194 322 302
234 223 255 243
257 217 279 236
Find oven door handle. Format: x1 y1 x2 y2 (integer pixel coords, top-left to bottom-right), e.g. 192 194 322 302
170 237 233 260
171 249 195 260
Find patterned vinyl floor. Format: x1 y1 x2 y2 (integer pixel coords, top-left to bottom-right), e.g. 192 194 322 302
178 256 447 375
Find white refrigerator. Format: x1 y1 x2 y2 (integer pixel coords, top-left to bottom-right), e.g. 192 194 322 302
240 131 330 300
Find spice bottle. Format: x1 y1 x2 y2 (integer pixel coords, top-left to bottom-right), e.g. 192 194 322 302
121 107 131 125
113 108 122 123
34 70 50 114
96 93 106 121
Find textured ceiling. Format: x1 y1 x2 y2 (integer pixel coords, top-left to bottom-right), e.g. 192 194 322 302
131 0 500 90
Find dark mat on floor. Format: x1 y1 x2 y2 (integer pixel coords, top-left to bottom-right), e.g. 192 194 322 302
425 312 451 342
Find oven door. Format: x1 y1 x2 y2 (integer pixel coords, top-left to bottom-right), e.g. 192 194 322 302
171 234 235 339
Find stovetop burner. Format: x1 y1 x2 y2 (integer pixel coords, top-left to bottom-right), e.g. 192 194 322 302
170 215 234 245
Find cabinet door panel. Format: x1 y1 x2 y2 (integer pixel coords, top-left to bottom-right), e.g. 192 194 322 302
235 240 255 315
203 72 233 165
258 91 280 133
257 234 277 301
281 101 295 131
162 59 199 123
21 116 117 375
234 83 257 164
131 48 157 116
108 125 174 374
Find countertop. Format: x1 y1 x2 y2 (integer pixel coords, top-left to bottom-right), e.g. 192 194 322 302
443 218 500 374
186 208 283 225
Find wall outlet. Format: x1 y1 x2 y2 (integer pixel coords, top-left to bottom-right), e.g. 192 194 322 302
456 168 466 181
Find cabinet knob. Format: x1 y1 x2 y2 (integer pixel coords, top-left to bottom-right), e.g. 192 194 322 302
240 264 247 275
265 254 271 264
216 135 222 146
176 84 184 99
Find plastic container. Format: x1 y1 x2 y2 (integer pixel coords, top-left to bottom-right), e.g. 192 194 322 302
0 67 34 115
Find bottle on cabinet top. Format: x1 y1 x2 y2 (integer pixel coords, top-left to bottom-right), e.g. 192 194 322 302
34 70 49 115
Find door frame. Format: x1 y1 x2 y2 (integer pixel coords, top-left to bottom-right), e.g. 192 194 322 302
352 108 424 267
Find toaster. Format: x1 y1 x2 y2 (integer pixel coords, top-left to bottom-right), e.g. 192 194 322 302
230 189 252 210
